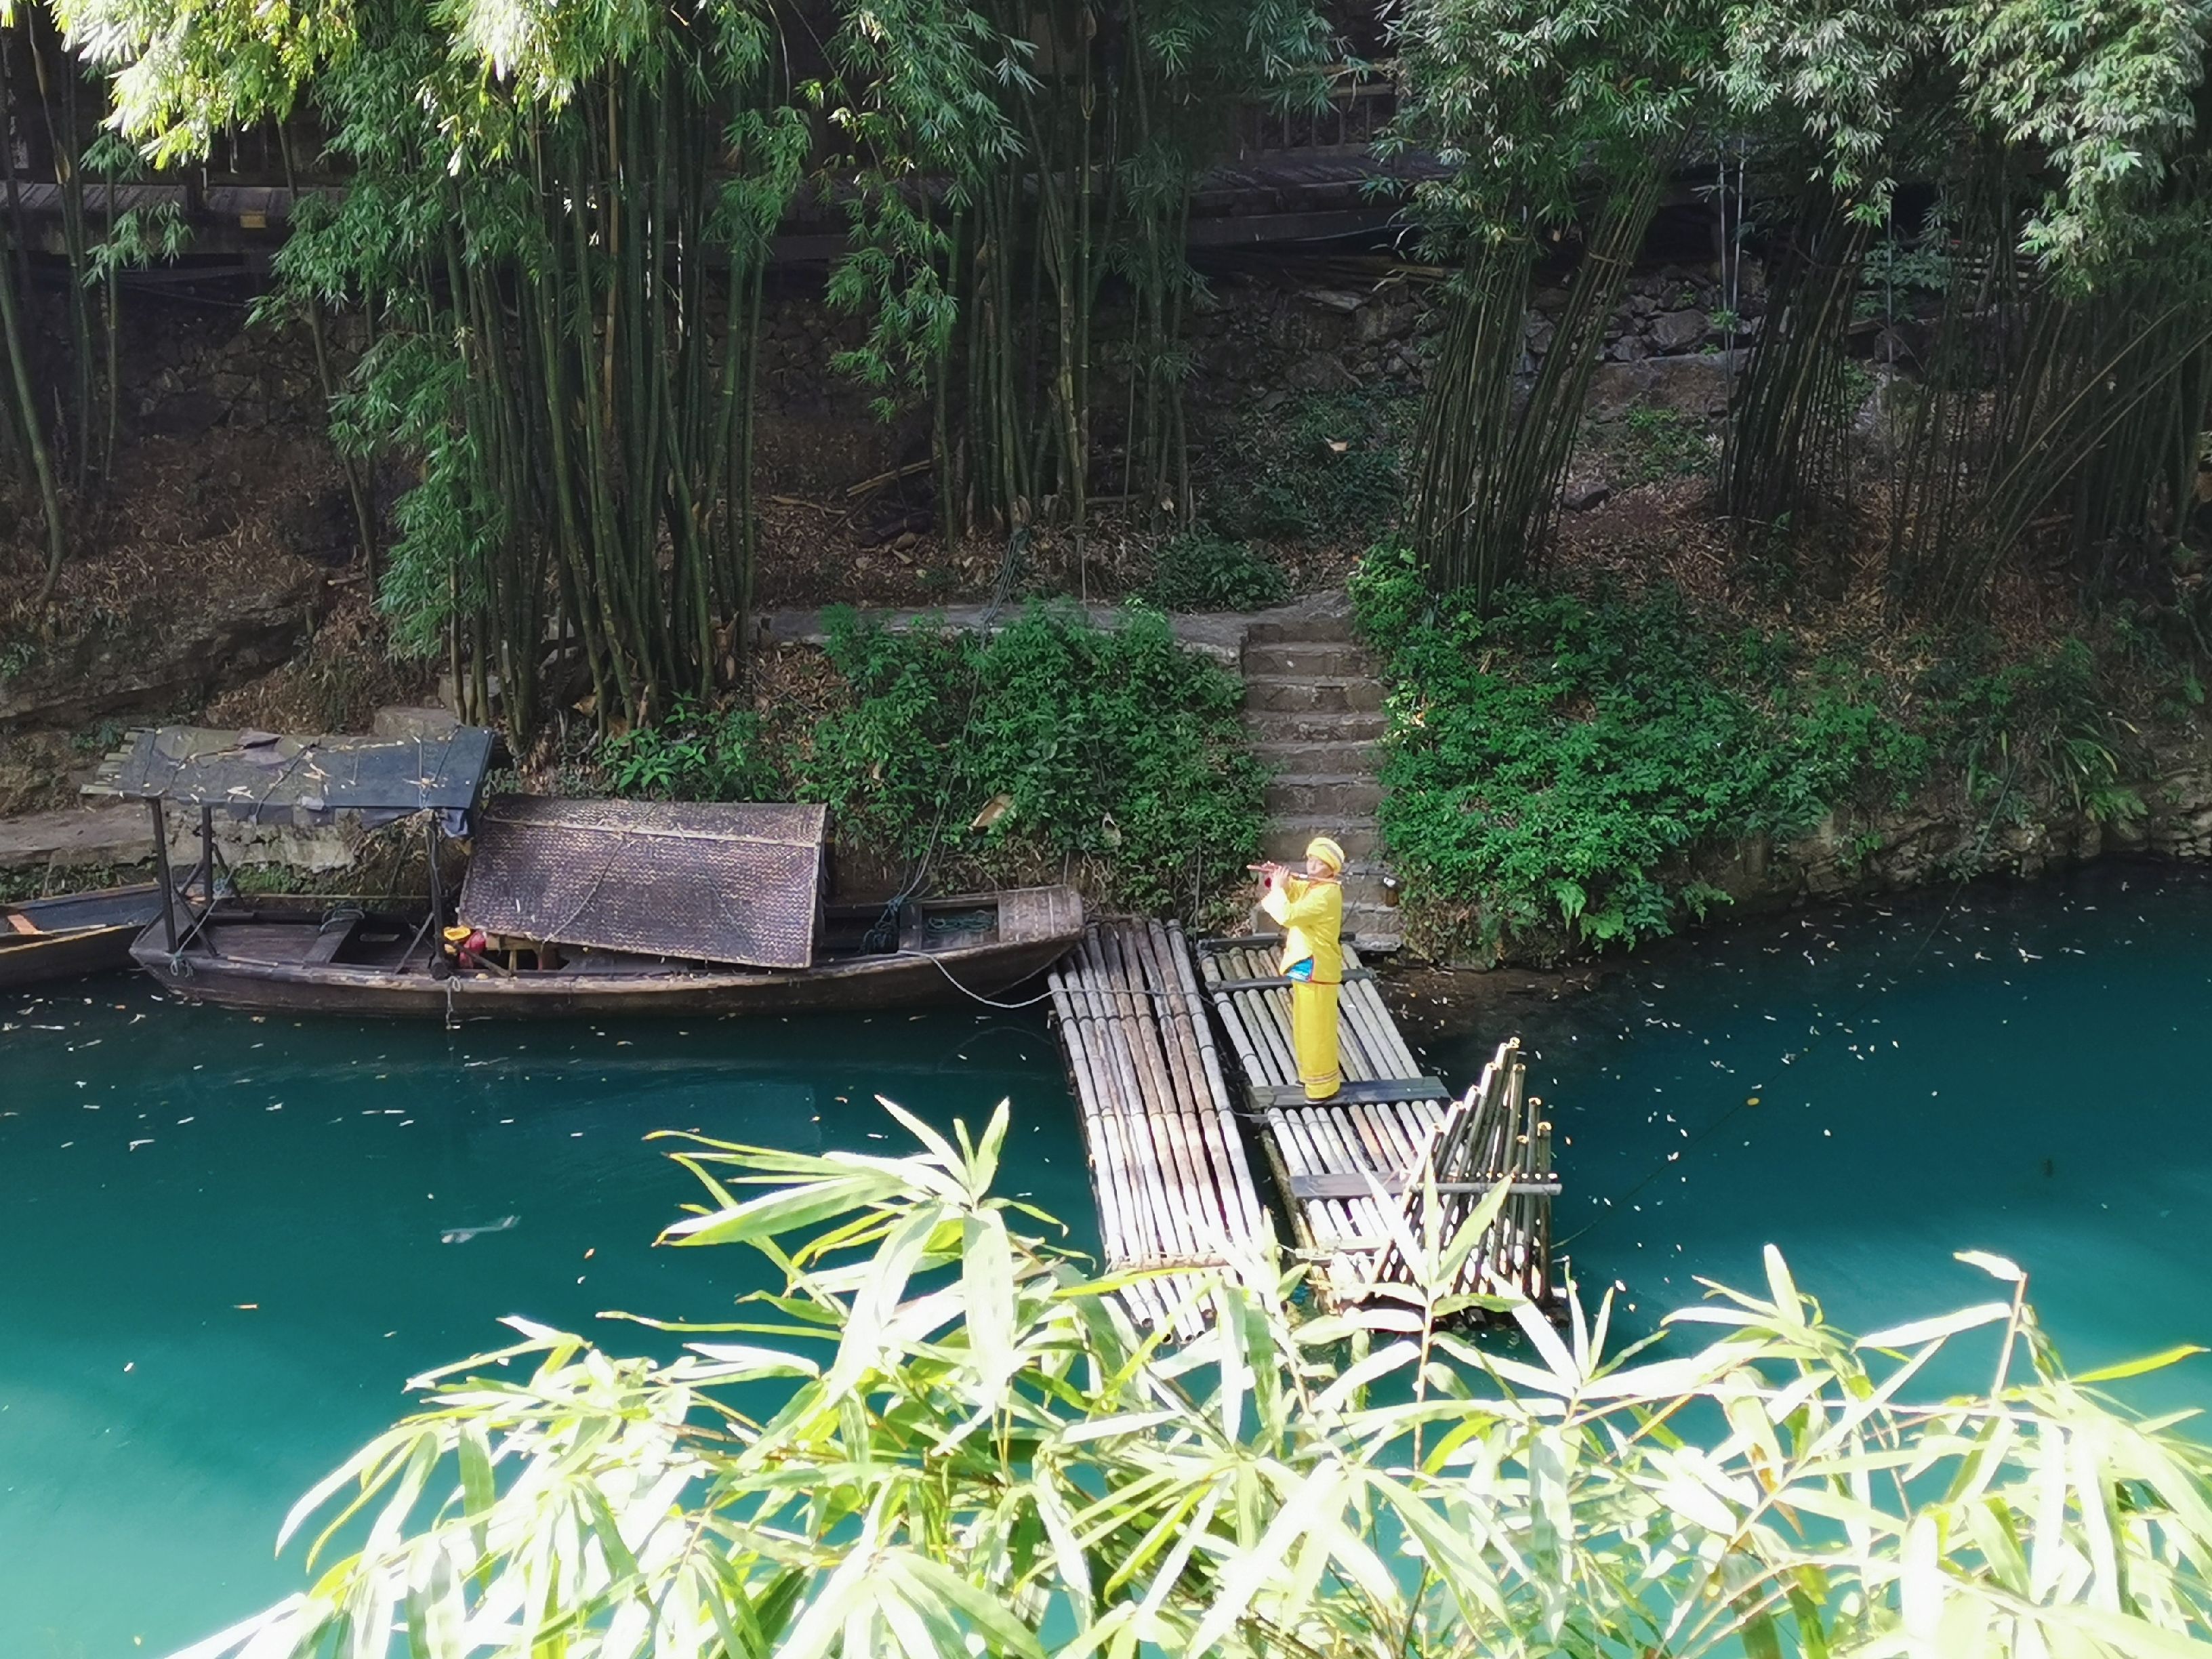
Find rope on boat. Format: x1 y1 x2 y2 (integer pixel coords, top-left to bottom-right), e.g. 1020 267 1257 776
898 949 1058 1010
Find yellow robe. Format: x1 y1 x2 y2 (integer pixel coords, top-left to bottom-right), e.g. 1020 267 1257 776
1261 874 1343 1101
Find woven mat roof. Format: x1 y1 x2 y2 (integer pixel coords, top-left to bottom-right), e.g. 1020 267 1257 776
459 796 827 968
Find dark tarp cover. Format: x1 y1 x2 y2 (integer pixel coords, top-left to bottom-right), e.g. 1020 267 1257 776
459 796 827 968
86 726 495 832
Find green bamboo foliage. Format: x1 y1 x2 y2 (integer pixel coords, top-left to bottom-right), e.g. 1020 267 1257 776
0 8 139 604
1717 190 1870 572
1411 165 1670 605
1885 171 2212 619
175 1101 2212 1659
1387 0 1707 605
276 0 807 735
820 0 1330 548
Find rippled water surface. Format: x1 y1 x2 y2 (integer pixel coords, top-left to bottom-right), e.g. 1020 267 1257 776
1427 861 2212 1405
12 863 2212 1654
0 991 1085 1658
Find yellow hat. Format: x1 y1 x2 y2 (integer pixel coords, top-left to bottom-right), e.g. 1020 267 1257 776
1305 836 1346 874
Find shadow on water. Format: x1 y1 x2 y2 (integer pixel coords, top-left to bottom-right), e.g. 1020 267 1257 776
1417 859 2212 1410
0 982 1086 1657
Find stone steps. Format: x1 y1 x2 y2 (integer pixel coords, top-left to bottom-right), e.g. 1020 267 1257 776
1263 774 1383 816
1250 708 1387 745
1246 608 1355 646
1244 641 1370 679
1243 674 1386 714
1261 816 1380 862
1250 738 1382 775
1237 594 1399 949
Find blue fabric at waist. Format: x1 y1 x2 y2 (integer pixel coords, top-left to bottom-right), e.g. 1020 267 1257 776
1286 958 1314 981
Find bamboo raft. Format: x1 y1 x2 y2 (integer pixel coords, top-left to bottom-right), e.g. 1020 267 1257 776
1045 920 1273 1334
1197 936 1557 1309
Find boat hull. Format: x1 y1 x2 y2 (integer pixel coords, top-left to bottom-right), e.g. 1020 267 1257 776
1 884 168 991
129 887 1083 1020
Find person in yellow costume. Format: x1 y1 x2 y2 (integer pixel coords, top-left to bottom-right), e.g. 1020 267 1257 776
1256 835 1346 1101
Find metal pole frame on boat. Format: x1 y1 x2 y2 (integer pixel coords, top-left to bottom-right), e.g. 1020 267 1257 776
173 803 222 956
402 813 446 968
149 798 176 954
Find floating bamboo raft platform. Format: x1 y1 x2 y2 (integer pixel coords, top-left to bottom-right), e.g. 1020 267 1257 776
1197 936 1557 1309
1045 921 1273 1334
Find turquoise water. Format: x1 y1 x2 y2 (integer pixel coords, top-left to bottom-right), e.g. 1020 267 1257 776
1429 862 2212 1406
12 864 2212 1654
0 990 1087 1658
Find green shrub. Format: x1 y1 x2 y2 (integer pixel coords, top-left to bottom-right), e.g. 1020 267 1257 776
1353 541 1927 953
600 699 783 802
1206 389 1410 543
1144 531 1287 611
1619 403 1715 481
1922 638 2146 827
800 602 1267 913
590 609 1262 916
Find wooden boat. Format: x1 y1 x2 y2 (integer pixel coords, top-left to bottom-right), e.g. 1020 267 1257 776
96 731 1084 1019
1 882 169 990
130 884 1084 1019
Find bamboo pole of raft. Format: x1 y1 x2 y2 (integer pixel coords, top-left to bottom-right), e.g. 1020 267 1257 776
1165 923 1267 1243
1101 926 1214 1263
1086 930 1196 1269
1119 926 1225 1267
1068 933 1176 1329
1204 945 1330 1259
1131 918 1225 1334
1067 977 1143 1277
1057 953 1150 1280
1136 923 1246 1257
1071 930 1169 1272
1128 924 1198 1111
1049 964 1136 1277
1115 926 1212 1263
1207 944 1330 1254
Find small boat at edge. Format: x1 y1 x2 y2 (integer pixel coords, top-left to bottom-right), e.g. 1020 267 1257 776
2 882 171 991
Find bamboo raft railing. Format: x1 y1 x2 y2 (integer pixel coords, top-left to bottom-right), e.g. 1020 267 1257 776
1045 920 1273 1335
1196 935 1557 1309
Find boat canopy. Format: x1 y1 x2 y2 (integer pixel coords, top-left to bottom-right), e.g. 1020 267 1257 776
87 725 495 832
459 796 827 969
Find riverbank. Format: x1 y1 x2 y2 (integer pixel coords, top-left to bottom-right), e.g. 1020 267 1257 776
1352 534 2212 966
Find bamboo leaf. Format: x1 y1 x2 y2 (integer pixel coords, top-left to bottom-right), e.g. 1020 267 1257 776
1858 1303 2013 1351
2072 1345 2208 1385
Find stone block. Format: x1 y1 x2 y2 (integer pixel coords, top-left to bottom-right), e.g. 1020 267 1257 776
1649 308 1711 352
1588 350 1744 420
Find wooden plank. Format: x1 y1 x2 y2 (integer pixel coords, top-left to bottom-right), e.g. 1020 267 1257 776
1290 1174 1563 1200
1208 968 1377 992
1244 1077 1449 1111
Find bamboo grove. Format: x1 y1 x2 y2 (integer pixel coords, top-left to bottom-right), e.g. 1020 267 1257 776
1391 0 2212 623
43 0 1336 736
26 0 2212 732
0 10 191 607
